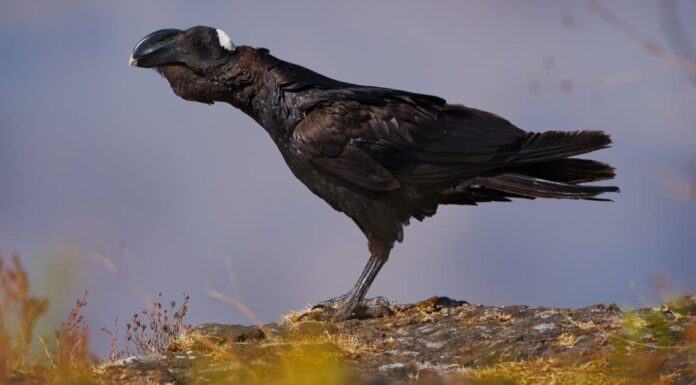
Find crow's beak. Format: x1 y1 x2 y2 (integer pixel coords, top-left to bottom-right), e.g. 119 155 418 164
129 29 184 68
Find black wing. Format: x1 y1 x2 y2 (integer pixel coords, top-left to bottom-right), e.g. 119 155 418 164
292 87 528 191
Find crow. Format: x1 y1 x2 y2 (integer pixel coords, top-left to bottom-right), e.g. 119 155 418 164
129 26 618 320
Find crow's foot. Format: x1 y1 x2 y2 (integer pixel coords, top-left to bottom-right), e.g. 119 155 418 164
299 295 393 322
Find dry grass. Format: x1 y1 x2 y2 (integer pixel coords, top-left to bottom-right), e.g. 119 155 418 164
49 290 92 380
0 253 192 384
0 253 49 380
0 253 98 384
555 332 580 347
462 356 677 385
125 292 190 355
179 331 353 385
322 330 377 355
461 302 696 385
280 304 314 324
2 252 694 385
100 319 123 363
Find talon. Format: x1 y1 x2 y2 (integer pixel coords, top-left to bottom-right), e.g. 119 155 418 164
312 294 349 310
297 295 393 322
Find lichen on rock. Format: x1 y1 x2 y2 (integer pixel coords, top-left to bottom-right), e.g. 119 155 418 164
100 295 696 385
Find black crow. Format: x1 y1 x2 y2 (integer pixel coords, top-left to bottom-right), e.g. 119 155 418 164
129 26 618 320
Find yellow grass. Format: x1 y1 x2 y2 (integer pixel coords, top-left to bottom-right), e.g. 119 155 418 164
463 356 678 385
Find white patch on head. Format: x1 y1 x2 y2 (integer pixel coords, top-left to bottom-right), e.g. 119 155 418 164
128 56 138 66
216 29 235 51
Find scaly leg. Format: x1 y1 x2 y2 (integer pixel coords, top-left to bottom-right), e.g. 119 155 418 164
332 253 389 320
311 239 393 321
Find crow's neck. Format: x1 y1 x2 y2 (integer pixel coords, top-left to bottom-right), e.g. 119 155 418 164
221 49 300 144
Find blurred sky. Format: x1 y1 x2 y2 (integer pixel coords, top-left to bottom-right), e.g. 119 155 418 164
1 1 695 355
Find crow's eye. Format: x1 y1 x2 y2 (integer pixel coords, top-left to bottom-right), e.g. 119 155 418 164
192 39 202 48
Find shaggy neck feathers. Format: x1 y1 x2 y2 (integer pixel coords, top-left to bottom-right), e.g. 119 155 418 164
217 47 296 141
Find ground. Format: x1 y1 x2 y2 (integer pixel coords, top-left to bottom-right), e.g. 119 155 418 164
95 295 696 385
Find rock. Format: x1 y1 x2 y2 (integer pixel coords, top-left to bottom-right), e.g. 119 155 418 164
378 362 405 372
532 322 556 332
99 296 696 385
192 323 266 343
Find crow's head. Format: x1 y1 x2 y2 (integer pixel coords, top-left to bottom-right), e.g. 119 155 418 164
129 26 237 104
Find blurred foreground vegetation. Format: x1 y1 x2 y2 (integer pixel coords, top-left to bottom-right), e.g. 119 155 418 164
1 253 694 385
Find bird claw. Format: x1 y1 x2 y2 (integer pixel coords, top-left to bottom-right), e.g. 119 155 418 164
312 294 350 310
300 295 394 322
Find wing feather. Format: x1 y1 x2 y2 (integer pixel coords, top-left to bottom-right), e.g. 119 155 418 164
292 88 528 189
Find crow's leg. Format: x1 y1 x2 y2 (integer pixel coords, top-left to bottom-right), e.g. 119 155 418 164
309 239 392 321
332 253 388 320
314 253 386 309
311 255 390 320
334 238 393 320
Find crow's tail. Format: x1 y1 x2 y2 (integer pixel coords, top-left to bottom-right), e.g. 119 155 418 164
514 130 612 164
480 130 618 200
442 130 619 204
480 173 619 201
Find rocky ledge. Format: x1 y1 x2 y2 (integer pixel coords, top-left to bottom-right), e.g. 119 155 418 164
102 296 696 385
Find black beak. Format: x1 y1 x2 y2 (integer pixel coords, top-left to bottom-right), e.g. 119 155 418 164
129 29 184 68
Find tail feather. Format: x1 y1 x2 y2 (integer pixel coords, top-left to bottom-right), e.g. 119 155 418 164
481 173 619 201
442 129 619 205
515 130 612 164
516 158 616 184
